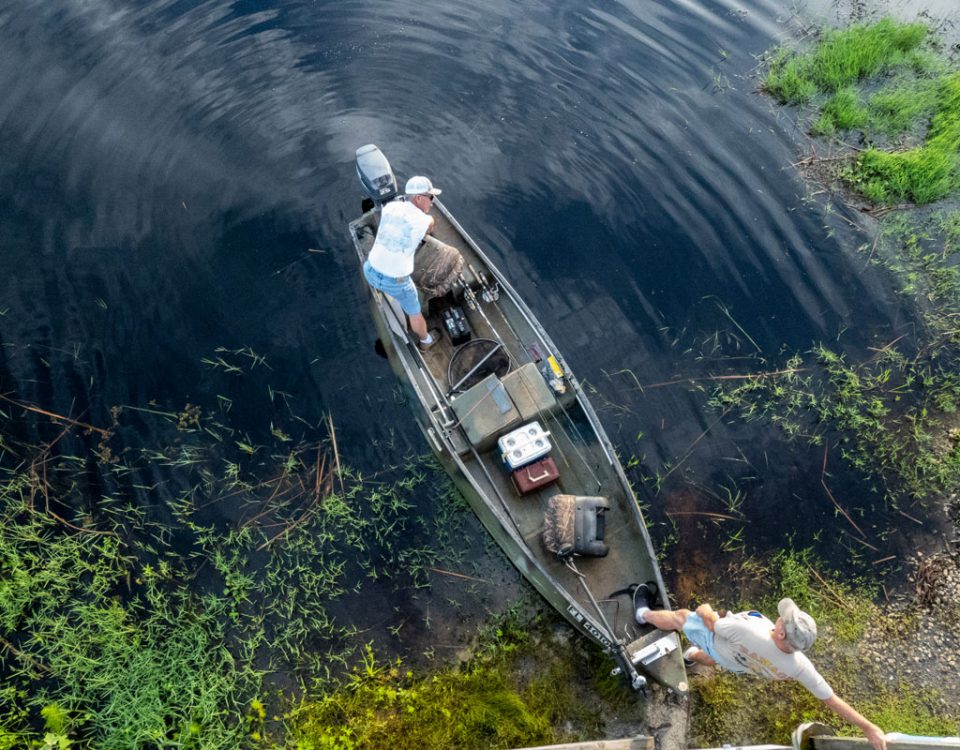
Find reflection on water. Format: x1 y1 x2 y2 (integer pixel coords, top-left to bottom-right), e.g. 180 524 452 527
0 0 952 633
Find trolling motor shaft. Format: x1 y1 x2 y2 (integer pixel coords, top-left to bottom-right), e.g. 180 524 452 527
458 274 479 310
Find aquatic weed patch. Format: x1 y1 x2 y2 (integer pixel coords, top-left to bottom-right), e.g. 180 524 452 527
764 18 960 204
0 484 259 748
707 209 960 510
708 344 960 509
0 386 475 747
868 210 960 336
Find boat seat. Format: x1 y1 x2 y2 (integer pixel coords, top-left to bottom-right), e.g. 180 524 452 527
501 362 559 422
451 373 521 451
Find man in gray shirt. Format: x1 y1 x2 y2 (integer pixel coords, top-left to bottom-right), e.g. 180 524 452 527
634 587 886 750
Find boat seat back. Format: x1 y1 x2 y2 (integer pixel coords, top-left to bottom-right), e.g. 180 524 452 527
501 362 559 422
451 373 521 451
542 494 610 558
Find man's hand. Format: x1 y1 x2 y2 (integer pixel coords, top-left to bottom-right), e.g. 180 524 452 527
822 695 885 750
864 723 887 750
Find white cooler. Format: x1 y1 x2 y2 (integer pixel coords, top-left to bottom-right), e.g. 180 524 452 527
498 421 552 470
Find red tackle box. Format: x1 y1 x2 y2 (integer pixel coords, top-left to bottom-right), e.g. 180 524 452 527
511 456 560 495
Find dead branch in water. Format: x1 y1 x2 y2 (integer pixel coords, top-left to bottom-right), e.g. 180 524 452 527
808 566 858 613
428 567 493 584
22 426 117 537
327 413 345 499
665 510 742 521
0 393 111 436
634 367 808 391
820 445 867 539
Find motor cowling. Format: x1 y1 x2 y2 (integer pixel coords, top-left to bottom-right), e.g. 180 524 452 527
355 144 398 207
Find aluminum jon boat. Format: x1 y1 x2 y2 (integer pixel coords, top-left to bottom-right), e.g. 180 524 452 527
348 144 687 695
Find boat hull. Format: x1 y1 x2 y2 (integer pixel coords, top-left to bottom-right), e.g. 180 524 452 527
352 199 687 695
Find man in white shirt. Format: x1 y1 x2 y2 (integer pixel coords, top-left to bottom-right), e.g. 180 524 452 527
634 587 886 750
363 176 442 349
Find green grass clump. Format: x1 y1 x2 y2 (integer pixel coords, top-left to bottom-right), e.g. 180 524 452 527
765 18 959 204
766 19 930 104
862 688 960 736
813 87 868 135
692 671 825 746
286 606 646 750
288 644 555 750
853 72 960 203
692 670 959 747
867 79 941 136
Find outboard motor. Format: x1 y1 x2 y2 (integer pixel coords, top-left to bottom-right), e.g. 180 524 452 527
355 144 398 208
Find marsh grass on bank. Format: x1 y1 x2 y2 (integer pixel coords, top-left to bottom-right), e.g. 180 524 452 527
764 18 960 205
285 548 958 750
285 607 646 750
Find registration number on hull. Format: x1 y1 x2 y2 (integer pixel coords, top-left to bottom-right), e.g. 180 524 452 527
566 604 613 649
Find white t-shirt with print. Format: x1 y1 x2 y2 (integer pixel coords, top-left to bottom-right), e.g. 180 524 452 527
713 611 834 700
367 199 432 277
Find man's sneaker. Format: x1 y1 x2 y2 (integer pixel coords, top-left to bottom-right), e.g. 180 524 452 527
633 581 659 624
418 328 442 351
682 646 699 667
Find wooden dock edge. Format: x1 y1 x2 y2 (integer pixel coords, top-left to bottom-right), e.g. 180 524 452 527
812 737 960 750
507 723 960 750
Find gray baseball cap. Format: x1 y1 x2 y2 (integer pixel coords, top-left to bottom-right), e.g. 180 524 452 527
778 598 817 651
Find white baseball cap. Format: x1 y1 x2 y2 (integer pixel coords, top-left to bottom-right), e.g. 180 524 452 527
778 598 818 651
404 176 442 196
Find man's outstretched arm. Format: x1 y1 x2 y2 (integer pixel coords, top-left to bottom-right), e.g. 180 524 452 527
822 695 886 750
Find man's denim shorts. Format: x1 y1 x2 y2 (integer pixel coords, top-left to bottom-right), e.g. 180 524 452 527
363 260 421 315
682 613 747 672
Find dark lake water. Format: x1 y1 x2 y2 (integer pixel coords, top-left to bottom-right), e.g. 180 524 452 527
1 0 955 661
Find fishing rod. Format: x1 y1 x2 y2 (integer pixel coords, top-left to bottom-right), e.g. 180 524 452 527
458 272 504 347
